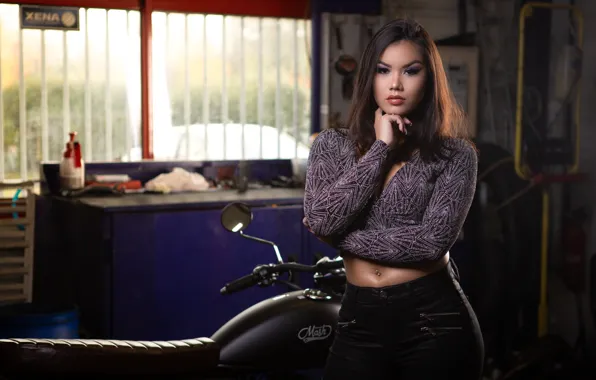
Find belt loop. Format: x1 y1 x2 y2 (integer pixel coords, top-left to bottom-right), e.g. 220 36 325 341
345 283 355 303
351 285 360 304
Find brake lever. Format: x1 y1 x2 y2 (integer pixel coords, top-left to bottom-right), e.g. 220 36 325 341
253 264 273 275
315 257 345 272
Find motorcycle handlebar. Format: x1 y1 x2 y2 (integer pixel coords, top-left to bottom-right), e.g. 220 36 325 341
220 273 258 295
271 260 344 273
220 259 344 295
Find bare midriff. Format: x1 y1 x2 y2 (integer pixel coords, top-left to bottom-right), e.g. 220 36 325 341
343 252 449 287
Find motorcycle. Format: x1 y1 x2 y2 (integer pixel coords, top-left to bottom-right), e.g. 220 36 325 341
0 202 346 379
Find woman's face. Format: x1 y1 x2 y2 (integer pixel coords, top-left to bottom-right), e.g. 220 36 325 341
373 40 427 117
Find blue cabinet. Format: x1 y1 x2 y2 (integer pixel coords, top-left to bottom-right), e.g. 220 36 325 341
111 205 308 340
47 190 331 340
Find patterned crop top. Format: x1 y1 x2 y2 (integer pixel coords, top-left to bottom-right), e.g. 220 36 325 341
303 128 478 266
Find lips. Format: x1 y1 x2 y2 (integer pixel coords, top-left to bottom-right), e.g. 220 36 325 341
387 96 405 106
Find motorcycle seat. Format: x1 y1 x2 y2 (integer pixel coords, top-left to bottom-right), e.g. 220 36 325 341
0 336 220 377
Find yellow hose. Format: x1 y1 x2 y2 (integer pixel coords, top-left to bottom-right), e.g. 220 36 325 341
538 189 549 337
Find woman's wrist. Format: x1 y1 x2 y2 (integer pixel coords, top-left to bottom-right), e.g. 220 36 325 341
374 138 390 149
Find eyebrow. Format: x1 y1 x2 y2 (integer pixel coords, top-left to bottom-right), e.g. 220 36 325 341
378 59 423 68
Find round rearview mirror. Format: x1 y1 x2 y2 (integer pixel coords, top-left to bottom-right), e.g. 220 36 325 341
221 202 253 233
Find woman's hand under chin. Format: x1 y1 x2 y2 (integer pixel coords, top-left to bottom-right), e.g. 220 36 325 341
374 107 411 146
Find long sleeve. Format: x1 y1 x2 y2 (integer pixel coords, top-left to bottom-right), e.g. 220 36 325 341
338 141 478 264
303 129 390 237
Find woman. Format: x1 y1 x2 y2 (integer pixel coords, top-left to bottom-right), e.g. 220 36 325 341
303 19 484 379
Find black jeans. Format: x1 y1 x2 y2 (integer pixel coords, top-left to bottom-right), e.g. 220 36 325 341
323 261 484 379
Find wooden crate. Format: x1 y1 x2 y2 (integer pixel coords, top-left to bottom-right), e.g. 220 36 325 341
0 182 35 305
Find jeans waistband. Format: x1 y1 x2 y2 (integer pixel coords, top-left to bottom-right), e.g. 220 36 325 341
345 260 459 303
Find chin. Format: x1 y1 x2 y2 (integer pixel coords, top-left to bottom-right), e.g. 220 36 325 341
383 104 410 115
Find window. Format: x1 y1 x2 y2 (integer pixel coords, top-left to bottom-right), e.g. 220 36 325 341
0 3 142 181
151 13 312 161
0 2 312 181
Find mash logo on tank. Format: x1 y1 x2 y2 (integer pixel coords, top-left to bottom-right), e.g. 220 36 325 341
297 324 332 343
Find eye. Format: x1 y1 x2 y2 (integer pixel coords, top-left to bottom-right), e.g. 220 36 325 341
404 67 422 76
375 66 390 74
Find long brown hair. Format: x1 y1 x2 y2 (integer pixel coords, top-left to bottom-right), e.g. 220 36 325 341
343 18 472 162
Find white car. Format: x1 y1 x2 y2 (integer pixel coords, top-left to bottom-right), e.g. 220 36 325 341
148 123 310 161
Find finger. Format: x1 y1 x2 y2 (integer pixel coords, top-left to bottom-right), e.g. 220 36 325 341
385 114 406 134
394 115 407 134
403 118 412 135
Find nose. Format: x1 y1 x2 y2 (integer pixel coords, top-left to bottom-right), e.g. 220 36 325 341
390 72 402 91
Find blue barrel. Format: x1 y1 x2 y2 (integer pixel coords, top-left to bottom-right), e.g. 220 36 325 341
0 304 79 339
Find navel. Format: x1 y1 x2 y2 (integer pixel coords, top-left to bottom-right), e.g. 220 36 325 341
374 269 382 277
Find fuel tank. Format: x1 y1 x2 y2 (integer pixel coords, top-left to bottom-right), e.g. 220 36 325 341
211 289 341 371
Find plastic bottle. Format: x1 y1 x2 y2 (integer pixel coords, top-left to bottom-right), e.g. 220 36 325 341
59 132 85 190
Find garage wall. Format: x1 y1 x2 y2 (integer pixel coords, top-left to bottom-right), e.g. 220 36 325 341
563 0 596 350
